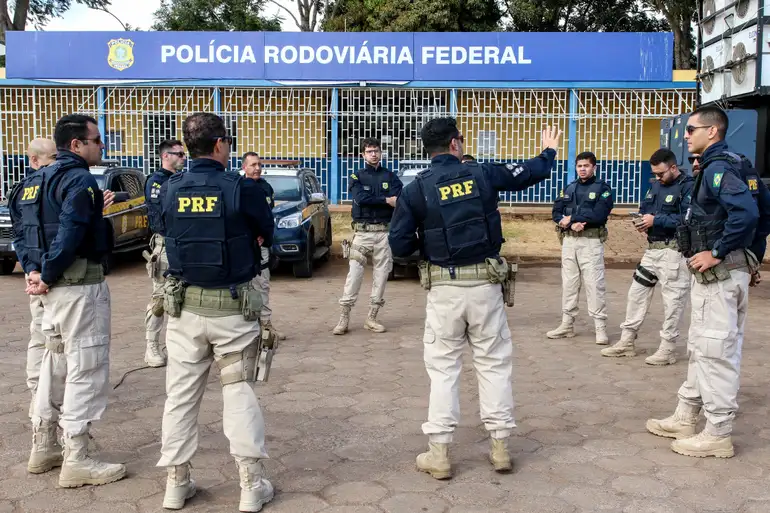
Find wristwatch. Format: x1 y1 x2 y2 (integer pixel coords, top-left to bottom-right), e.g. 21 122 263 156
711 248 722 259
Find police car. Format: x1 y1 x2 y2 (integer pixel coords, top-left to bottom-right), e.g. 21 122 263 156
246 161 332 278
390 160 431 279
90 160 151 274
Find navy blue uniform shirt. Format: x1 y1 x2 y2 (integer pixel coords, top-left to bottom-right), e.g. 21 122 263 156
9 169 42 274
552 175 614 229
145 168 174 235
696 141 759 259
640 173 694 240
389 149 556 258
350 163 403 224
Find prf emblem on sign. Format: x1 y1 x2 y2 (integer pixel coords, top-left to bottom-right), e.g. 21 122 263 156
107 38 135 71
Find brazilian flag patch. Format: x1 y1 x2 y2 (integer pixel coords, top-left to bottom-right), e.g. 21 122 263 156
602 191 610 198
713 173 723 188
350 173 357 180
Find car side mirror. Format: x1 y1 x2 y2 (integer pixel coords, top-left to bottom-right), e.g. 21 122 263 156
309 192 326 204
113 192 130 202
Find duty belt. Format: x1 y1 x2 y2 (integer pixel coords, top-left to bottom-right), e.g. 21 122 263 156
429 262 491 285
687 249 759 284
648 240 678 251
54 258 104 287
564 227 605 239
182 283 249 317
352 222 389 232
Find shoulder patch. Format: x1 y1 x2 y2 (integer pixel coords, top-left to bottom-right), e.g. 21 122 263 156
350 173 358 180
559 189 564 198
713 172 723 188
602 191 610 198
748 177 759 191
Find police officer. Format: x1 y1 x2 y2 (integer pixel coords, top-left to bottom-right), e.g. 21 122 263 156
646 106 761 458
156 113 275 511
11 138 57 420
389 117 561 478
601 148 693 365
16 115 126 486
143 139 186 368
242 151 285 341
547 152 614 344
333 137 403 335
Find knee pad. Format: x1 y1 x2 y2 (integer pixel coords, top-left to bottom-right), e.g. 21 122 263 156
633 264 658 288
350 244 371 266
217 343 259 385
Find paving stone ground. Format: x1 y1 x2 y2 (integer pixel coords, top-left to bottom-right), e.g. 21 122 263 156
1 257 770 513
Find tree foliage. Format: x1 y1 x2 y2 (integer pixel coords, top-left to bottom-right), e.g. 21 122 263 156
152 0 281 32
0 0 110 44
321 0 502 32
504 0 667 32
644 0 697 69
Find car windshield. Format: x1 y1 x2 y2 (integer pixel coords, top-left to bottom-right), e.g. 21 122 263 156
92 175 106 189
264 175 303 202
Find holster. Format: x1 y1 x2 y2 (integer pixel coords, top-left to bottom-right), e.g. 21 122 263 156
555 224 566 245
240 286 264 322
418 261 432 290
341 239 351 259
485 257 518 307
676 225 692 258
163 276 186 318
143 250 160 280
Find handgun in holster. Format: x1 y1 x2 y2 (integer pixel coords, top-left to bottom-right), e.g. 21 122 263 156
256 326 277 382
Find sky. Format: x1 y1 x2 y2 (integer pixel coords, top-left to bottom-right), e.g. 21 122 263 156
28 0 302 32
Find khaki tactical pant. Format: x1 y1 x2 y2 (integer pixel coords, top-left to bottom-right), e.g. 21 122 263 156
251 246 272 322
157 310 269 467
560 235 607 323
676 270 750 436
145 234 169 343
422 282 516 441
339 230 393 308
621 248 690 342
34 282 111 438
26 293 46 411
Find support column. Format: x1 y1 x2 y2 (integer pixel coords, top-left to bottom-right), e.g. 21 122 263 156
97 87 107 160
330 88 340 204
567 89 578 183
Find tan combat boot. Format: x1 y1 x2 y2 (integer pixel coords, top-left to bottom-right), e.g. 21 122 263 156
546 314 575 339
670 429 734 458
488 437 513 472
236 458 274 512
58 433 127 488
332 306 351 335
645 340 677 366
416 441 451 480
594 320 609 345
601 330 637 357
162 462 196 510
646 403 699 440
364 305 386 333
144 339 166 367
262 319 286 341
27 421 63 474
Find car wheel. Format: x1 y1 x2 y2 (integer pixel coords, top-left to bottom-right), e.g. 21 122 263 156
1 258 16 275
292 232 314 278
101 253 114 276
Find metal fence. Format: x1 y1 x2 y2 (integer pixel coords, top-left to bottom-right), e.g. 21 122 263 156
0 85 696 204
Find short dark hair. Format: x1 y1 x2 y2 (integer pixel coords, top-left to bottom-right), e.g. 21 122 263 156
158 139 183 156
360 137 380 153
576 151 596 165
691 106 729 139
649 148 677 167
420 117 460 155
54 114 98 150
462 154 476 161
182 113 227 158
241 151 259 162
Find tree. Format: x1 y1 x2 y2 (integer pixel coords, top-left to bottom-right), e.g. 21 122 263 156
504 0 666 33
321 0 502 32
0 0 111 44
645 0 697 69
152 0 281 32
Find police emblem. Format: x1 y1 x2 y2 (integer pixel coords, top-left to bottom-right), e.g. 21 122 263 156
107 38 135 71
382 182 389 190
665 194 674 202
589 192 596 199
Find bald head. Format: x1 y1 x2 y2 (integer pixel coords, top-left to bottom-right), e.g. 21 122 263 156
27 138 57 171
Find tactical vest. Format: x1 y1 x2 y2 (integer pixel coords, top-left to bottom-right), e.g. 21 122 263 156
562 179 607 223
146 170 171 234
163 170 258 288
643 177 690 242
14 171 49 268
686 152 756 252
351 168 395 224
415 161 502 267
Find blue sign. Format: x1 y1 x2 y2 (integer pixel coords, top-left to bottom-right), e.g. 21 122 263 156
6 31 673 82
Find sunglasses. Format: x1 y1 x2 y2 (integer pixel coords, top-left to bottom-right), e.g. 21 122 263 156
687 156 700 164
165 151 186 157
685 125 711 134
212 135 233 145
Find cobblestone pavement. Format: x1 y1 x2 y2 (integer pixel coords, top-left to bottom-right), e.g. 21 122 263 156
1 258 770 513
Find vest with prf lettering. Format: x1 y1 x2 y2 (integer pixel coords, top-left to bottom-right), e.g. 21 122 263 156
13 171 48 267
686 153 756 252
642 175 692 242
414 160 502 267
712 151 762 203
145 169 173 234
162 164 258 289
562 178 607 226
